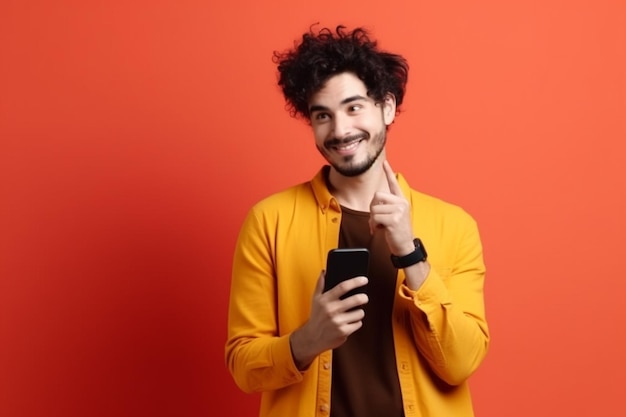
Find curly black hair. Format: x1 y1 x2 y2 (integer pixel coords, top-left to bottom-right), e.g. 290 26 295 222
273 25 409 120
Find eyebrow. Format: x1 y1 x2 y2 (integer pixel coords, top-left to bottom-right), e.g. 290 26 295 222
308 95 368 114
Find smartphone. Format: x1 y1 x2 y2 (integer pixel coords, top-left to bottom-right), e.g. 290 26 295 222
323 248 370 299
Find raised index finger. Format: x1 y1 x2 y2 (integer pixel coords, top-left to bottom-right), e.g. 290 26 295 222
383 160 403 196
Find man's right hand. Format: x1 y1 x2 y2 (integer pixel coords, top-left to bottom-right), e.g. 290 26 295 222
289 271 369 370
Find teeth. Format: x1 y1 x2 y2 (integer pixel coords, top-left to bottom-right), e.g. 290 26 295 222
337 141 358 151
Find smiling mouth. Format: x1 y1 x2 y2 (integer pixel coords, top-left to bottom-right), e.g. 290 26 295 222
333 140 361 153
327 135 367 154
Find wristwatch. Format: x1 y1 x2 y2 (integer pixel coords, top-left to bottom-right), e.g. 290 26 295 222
390 238 428 268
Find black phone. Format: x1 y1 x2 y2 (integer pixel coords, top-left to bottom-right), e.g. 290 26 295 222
323 248 370 298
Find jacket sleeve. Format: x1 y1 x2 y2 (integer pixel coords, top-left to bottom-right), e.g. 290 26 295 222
224 207 303 393
399 210 490 386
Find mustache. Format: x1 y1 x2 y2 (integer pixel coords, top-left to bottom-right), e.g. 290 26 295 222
324 133 368 148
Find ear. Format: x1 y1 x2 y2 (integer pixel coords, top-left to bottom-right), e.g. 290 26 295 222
382 93 397 126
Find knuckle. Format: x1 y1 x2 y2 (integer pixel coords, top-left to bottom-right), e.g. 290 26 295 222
338 280 352 292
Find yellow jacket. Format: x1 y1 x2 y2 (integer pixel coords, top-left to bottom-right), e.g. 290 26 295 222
225 167 489 417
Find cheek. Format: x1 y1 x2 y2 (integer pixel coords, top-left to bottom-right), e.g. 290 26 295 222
361 110 385 130
312 126 329 145
361 120 383 136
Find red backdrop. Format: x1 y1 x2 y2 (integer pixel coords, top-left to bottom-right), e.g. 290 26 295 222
1 1 625 416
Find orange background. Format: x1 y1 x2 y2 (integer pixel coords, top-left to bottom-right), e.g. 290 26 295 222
1 1 625 416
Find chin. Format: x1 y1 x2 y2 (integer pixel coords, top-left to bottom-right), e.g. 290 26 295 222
333 160 373 177
334 148 384 177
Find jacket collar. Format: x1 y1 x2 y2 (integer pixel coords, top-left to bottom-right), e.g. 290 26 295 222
310 165 412 213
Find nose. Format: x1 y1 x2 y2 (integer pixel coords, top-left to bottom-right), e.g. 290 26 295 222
332 112 351 139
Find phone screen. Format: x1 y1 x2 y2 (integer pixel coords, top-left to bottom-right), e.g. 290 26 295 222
323 248 370 298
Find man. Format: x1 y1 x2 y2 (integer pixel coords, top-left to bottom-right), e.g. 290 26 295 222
225 25 489 417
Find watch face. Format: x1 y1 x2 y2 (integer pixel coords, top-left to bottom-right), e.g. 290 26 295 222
415 238 427 259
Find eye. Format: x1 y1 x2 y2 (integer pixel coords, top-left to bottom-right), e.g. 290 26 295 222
348 104 363 112
314 112 330 121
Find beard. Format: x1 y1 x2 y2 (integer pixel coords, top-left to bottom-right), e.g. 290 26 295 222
317 128 386 177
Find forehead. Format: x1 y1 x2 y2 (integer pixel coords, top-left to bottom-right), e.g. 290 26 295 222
309 72 369 107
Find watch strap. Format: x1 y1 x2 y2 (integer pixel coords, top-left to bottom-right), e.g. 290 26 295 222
390 238 427 268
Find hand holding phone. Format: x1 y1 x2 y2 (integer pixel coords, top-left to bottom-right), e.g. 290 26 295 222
323 248 370 299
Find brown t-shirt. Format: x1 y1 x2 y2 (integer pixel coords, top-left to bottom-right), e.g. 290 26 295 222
330 206 404 417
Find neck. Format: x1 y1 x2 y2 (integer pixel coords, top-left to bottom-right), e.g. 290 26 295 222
327 157 390 212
